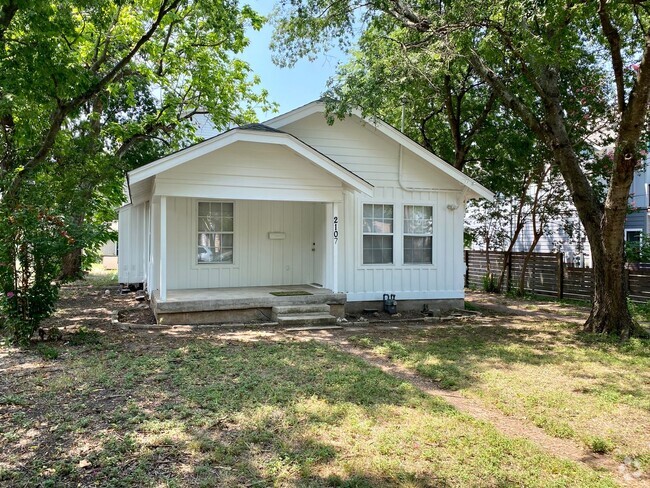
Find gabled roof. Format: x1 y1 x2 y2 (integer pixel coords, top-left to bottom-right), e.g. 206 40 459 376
127 124 374 199
264 101 494 201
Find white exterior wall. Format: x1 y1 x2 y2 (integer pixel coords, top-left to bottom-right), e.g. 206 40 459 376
155 141 345 202
163 198 325 289
280 113 466 301
118 203 148 284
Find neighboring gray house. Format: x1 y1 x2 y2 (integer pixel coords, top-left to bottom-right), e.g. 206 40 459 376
473 165 650 267
626 166 650 246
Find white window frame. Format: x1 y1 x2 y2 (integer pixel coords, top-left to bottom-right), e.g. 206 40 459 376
625 228 643 242
361 203 395 266
403 204 434 265
194 200 236 268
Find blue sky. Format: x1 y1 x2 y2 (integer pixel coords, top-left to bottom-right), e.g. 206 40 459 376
240 0 349 119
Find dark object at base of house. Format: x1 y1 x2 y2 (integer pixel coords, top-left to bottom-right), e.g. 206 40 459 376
383 294 398 314
120 283 143 294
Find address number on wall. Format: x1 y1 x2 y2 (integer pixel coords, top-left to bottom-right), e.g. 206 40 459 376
333 216 339 244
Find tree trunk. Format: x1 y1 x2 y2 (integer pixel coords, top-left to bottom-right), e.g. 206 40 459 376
60 248 83 281
518 232 542 295
585 247 631 336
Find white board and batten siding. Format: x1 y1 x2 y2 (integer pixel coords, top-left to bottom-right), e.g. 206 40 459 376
118 202 149 284
279 113 466 301
163 199 325 290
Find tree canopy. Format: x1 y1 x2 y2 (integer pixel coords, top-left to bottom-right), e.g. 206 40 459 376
0 0 272 343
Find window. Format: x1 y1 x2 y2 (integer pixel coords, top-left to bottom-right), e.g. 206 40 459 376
625 229 643 257
363 204 393 264
626 229 642 244
403 205 433 264
197 202 233 264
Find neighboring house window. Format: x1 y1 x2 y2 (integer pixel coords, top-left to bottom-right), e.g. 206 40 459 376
626 229 642 244
363 204 393 264
625 229 643 258
197 202 233 264
404 205 433 264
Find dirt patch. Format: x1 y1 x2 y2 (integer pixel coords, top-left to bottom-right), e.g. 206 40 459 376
118 307 156 325
35 286 158 332
465 290 590 324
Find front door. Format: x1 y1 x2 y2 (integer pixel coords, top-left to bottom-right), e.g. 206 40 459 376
312 203 325 286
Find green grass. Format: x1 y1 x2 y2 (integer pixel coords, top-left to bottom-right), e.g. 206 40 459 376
35 343 59 360
0 335 617 487
348 319 650 471
74 263 118 287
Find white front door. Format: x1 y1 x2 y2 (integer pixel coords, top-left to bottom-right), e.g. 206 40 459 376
312 203 326 286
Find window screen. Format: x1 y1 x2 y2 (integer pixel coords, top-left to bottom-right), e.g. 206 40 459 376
363 204 393 264
404 205 433 264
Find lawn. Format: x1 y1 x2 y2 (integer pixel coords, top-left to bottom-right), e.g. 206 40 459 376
0 312 617 486
347 305 650 475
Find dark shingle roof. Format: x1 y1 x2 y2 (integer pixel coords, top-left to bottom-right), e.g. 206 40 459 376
238 123 284 133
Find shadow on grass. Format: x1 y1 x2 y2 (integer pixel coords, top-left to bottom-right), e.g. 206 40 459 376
1 338 457 487
350 321 650 392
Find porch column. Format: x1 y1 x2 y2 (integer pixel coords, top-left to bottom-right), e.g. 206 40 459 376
325 202 339 292
159 196 167 302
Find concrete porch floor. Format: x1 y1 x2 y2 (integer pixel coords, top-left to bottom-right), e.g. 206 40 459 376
151 285 346 325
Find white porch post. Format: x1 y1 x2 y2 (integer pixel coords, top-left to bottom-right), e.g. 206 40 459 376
325 202 339 292
332 202 339 293
159 195 167 302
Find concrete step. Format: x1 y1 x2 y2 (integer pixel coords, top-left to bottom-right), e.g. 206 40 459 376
276 314 337 326
272 304 331 320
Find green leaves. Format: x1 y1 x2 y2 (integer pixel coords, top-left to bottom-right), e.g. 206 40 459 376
0 0 275 342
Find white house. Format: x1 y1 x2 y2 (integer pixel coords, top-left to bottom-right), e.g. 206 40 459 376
118 101 493 324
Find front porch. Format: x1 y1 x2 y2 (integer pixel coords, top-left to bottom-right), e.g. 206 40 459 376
151 284 346 325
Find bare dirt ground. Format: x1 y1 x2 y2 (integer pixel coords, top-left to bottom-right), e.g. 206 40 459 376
2 285 645 486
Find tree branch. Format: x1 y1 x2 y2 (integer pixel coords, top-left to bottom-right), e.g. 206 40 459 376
598 0 627 112
466 49 547 140
7 0 181 197
0 0 18 43
463 90 496 142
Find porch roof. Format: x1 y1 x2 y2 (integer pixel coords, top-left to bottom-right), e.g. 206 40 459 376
126 124 374 206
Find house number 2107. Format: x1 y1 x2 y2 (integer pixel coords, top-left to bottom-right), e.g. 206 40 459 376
333 216 339 243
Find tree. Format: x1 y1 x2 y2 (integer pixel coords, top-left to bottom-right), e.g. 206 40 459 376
0 0 271 343
273 0 650 338
321 24 499 171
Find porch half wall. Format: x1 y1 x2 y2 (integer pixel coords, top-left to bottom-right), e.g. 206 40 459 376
163 198 324 290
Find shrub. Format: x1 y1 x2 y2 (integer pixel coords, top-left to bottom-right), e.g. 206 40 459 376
482 273 499 293
588 436 614 454
0 203 67 344
36 343 60 360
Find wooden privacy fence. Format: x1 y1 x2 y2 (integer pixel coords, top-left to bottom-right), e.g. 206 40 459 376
465 250 650 304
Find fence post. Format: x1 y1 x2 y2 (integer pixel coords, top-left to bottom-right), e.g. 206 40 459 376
506 252 512 293
557 252 564 299
464 250 469 288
